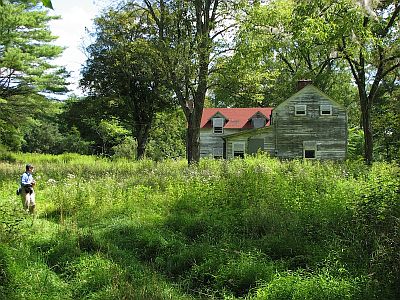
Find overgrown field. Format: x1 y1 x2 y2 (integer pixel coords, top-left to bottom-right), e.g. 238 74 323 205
0 153 399 299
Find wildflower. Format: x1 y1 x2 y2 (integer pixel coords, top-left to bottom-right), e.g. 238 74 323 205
47 178 57 185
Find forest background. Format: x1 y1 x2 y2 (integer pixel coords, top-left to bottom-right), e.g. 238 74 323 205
0 0 399 163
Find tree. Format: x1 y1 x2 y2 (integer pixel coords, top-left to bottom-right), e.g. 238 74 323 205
80 7 173 159
0 1 67 150
140 0 240 163
292 0 400 163
145 109 186 160
0 0 53 9
372 76 400 161
211 0 357 109
94 119 129 156
59 95 116 155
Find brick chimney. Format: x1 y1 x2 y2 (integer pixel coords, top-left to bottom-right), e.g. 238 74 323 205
297 79 313 91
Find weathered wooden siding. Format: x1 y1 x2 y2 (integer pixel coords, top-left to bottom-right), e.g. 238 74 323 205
272 85 347 160
200 128 238 157
224 128 275 159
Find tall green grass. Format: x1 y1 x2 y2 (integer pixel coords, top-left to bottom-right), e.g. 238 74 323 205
0 153 398 299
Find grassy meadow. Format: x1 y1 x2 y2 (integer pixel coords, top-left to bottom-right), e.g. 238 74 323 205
0 153 399 299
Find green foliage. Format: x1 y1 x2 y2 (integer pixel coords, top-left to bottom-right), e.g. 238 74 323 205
59 95 116 155
0 0 54 9
95 119 129 156
146 110 186 161
0 145 16 163
0 1 67 150
347 127 364 160
0 244 12 298
251 272 359 300
81 6 174 158
0 155 399 299
352 163 400 298
372 81 400 162
22 120 64 153
211 0 358 108
112 136 137 160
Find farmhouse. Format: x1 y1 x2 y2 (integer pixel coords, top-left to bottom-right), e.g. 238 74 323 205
200 82 347 160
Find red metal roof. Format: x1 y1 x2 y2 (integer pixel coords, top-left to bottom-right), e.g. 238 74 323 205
201 108 273 129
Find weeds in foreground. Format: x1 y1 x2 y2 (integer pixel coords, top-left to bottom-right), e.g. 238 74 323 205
0 154 399 299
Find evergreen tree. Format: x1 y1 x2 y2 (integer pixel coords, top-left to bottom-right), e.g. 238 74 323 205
0 1 67 150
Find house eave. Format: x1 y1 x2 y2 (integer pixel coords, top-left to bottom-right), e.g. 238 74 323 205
221 126 273 140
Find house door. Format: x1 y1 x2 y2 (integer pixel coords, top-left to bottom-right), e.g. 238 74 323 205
248 139 264 154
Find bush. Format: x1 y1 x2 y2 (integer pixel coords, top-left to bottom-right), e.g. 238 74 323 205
112 136 137 160
352 163 400 298
0 144 16 163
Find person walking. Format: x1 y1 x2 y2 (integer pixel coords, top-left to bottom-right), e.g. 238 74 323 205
20 164 36 214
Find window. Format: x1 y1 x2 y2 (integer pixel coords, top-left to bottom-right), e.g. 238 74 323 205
213 148 223 159
304 150 316 158
303 141 317 159
212 118 224 134
295 105 307 116
252 117 266 128
232 142 245 158
320 105 332 116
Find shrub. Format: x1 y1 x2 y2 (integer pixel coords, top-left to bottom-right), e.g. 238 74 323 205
0 144 16 163
352 163 400 298
112 137 137 160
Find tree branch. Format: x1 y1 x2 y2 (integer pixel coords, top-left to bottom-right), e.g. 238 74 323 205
379 3 400 38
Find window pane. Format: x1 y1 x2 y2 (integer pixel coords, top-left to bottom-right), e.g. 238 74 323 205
252 118 266 128
295 105 306 116
212 118 224 127
304 150 315 158
320 105 332 115
214 127 223 134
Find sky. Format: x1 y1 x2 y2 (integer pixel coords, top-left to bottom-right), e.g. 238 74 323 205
47 0 114 98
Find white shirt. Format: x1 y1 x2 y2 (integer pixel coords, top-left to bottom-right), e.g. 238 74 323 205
21 172 34 186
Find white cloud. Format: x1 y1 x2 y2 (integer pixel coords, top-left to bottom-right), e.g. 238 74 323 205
47 0 112 97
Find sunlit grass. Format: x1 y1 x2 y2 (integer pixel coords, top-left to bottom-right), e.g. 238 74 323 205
0 154 398 299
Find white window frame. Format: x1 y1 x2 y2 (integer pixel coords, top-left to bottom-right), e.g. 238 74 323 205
303 141 317 159
232 142 245 158
212 117 224 134
320 105 332 116
295 105 307 116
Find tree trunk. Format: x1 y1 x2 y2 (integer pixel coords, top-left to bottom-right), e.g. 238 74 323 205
135 122 151 160
186 45 208 164
359 91 373 164
186 114 201 164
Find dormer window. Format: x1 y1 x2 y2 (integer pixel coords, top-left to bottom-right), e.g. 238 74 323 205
252 117 266 129
295 105 306 116
320 105 332 116
212 117 224 134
